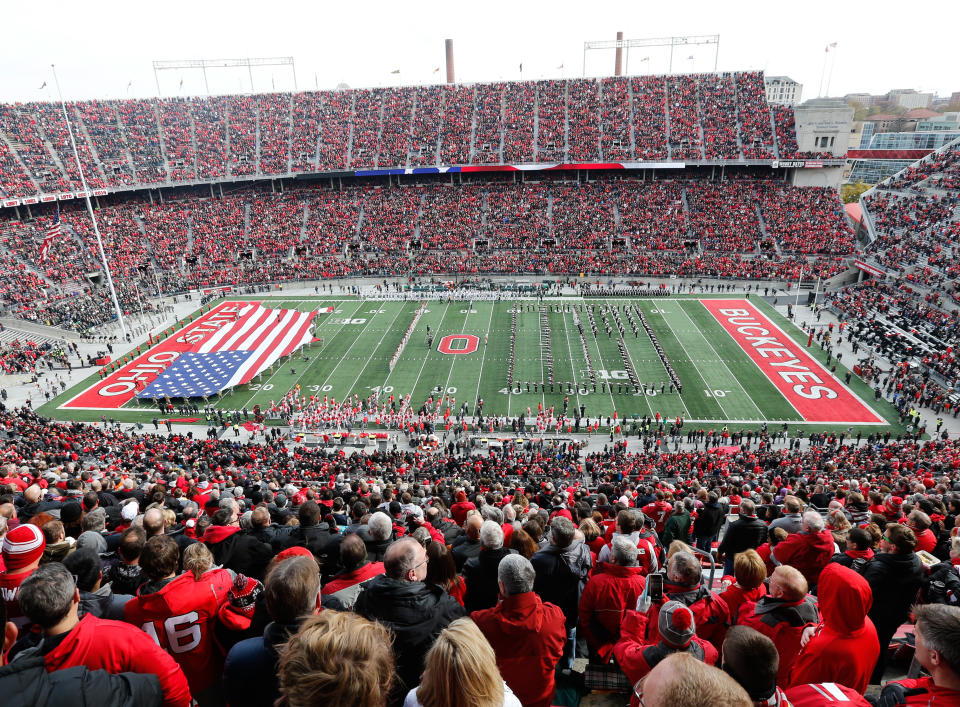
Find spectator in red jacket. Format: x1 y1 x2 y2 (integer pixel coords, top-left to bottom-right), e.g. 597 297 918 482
770 511 835 590
579 535 647 660
124 538 232 699
788 563 878 694
738 565 819 684
641 550 730 651
721 626 870 707
721 625 792 707
470 554 566 707
718 548 767 638
874 604 960 707
12 562 191 706
615 603 721 707
450 489 475 527
907 510 938 554
641 492 673 535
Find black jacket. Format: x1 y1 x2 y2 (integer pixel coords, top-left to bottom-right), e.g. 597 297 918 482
451 536 482 571
354 575 465 706
861 551 924 636
205 528 273 580
922 561 960 605
530 540 593 628
0 654 163 707
694 502 725 538
275 523 343 580
463 547 516 613
223 619 302 707
718 516 767 558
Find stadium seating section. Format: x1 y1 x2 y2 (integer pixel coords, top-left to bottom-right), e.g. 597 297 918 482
0 72 825 199
0 177 856 331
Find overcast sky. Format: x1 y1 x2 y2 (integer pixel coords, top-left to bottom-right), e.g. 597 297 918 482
3 0 954 104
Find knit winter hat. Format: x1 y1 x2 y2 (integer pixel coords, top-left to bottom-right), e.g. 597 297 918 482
218 573 264 631
2 523 46 571
60 502 83 524
658 600 696 648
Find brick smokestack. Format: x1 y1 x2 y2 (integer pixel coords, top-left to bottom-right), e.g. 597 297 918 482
615 31 624 76
445 39 455 84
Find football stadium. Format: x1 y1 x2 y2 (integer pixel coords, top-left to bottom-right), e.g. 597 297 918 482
1 5 959 707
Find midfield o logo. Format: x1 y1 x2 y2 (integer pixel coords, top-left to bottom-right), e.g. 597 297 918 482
437 334 479 355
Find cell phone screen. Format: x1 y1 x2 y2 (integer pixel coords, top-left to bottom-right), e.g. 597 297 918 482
647 573 664 602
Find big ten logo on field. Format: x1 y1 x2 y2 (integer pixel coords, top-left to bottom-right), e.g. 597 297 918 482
437 334 479 355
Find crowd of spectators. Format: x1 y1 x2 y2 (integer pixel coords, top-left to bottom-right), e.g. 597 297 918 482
735 71 776 160
600 77 632 162
0 72 823 199
0 341 68 374
667 75 703 160
0 404 960 705
0 178 858 329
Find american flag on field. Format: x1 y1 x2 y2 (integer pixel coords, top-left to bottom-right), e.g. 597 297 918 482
136 304 318 399
38 205 61 264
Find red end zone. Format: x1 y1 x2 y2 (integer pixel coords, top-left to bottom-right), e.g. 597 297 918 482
701 299 884 424
62 302 256 410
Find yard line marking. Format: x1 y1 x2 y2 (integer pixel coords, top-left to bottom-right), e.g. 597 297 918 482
677 300 766 421
653 302 729 419
406 302 454 403
344 301 411 398
473 301 497 414
536 305 547 412
559 309 583 416
604 299 657 420
585 307 618 414
316 303 393 394
236 300 358 410
441 303 473 403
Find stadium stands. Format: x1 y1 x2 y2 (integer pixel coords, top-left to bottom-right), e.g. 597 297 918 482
0 178 861 331
0 72 824 199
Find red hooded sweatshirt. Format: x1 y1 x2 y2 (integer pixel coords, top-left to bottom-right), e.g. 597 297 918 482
788 563 879 694
772 529 836 588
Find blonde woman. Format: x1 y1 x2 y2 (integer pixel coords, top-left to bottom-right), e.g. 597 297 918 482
404 618 522 707
277 612 395 706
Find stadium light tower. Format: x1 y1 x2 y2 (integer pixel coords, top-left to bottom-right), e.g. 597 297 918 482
582 34 719 76
152 57 297 96
50 65 127 339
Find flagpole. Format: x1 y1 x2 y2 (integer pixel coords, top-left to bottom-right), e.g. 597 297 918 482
51 64 128 339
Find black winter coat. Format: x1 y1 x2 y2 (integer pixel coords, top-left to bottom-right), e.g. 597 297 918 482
463 547 516 613
206 530 273 580
922 561 960 605
718 516 768 558
531 540 593 629
861 551 924 638
0 654 163 707
354 575 465 705
694 503 725 538
223 619 303 707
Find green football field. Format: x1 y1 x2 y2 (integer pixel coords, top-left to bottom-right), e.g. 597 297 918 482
58 294 898 433
44 294 907 433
